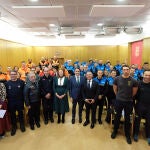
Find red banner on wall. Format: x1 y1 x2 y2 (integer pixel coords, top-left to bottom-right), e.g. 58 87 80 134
131 40 143 69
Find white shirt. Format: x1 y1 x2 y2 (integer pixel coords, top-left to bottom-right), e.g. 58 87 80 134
75 75 80 83
87 80 92 88
58 77 65 86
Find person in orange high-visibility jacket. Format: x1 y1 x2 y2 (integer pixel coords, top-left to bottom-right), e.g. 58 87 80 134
18 61 30 81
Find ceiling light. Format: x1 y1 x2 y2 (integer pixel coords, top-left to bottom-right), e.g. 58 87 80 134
49 24 56 27
117 0 125 1
117 0 124 1
12 6 65 17
29 0 39 2
97 23 103 26
90 5 145 17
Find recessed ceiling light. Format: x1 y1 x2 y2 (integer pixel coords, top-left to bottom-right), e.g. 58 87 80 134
117 0 125 1
49 24 56 27
97 23 103 26
29 0 38 2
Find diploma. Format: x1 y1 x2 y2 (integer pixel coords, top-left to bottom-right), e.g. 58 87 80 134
0 109 6 118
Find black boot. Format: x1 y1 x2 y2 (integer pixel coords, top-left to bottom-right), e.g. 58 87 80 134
62 113 65 123
20 123 26 132
11 125 17 136
57 113 61 124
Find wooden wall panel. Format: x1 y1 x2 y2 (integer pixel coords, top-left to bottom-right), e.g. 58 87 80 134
1 38 149 73
33 45 123 66
117 45 130 65
143 38 150 64
0 39 33 72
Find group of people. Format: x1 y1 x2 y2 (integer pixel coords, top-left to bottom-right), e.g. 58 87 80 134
0 56 149 146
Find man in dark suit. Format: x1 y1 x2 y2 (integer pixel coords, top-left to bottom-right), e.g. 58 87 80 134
69 68 85 124
39 67 54 125
82 71 99 129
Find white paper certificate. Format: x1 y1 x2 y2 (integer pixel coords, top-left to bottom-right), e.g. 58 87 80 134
0 110 6 118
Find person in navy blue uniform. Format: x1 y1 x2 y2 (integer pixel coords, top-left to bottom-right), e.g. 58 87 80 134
64 59 69 69
74 59 80 67
83 65 90 75
66 60 75 76
105 70 117 123
5 70 25 136
114 60 122 76
88 59 94 71
130 64 140 80
96 59 105 71
79 65 85 76
91 62 98 78
69 68 85 124
130 67 139 81
105 61 111 73
24 72 41 130
133 70 150 145
39 67 54 125
82 71 99 129
93 70 108 124
139 62 149 80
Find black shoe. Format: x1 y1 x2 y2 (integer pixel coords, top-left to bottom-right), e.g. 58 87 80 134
90 123 95 129
44 120 48 125
79 118 82 123
111 131 117 139
50 118 54 123
83 121 89 126
62 118 65 123
11 127 16 136
57 113 61 124
36 122 41 128
20 124 26 132
62 115 65 123
126 136 132 144
133 134 138 142
57 119 61 124
30 125 35 130
105 119 110 124
98 120 102 124
72 119 75 124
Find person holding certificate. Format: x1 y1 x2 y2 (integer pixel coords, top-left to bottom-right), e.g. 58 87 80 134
0 82 11 138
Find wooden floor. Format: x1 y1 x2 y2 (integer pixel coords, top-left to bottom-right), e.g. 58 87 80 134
0 106 149 150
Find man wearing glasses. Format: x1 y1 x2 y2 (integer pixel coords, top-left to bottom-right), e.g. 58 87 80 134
5 70 25 136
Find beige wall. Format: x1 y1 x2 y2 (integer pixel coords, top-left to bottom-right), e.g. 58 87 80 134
0 38 149 72
143 38 150 64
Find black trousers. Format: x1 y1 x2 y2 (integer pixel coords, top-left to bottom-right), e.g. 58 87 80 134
113 100 133 137
96 97 105 121
72 99 83 119
134 103 150 138
8 103 24 127
85 102 96 123
28 101 40 126
42 98 53 121
105 98 115 122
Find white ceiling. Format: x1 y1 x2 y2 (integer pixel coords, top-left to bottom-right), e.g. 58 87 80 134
0 0 150 45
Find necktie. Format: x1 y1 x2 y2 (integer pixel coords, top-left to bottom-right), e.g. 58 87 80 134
87 80 91 88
